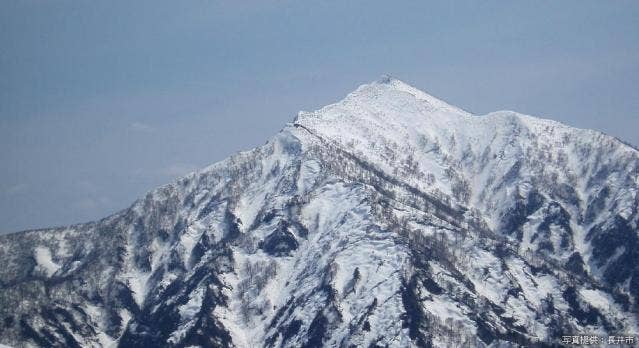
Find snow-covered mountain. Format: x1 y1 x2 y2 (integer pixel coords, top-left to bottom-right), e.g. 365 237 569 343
1 77 638 347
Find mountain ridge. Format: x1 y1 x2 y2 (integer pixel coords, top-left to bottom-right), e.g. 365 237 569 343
6 76 634 236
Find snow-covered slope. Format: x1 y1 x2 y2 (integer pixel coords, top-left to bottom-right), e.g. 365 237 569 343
1 77 638 347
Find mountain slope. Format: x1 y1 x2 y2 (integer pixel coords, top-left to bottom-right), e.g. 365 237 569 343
1 77 638 347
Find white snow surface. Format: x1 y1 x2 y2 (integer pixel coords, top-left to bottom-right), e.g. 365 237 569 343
33 246 60 277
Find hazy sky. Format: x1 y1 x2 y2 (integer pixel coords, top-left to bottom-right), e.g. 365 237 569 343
1 1 638 233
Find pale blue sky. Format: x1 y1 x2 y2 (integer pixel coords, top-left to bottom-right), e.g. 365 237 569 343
1 1 638 233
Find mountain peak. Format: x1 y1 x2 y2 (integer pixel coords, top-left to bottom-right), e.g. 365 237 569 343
361 75 468 115
295 77 470 128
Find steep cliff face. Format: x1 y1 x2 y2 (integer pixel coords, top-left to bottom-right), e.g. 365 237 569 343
1 77 638 347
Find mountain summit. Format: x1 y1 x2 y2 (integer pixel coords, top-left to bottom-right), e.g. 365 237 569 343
1 78 638 347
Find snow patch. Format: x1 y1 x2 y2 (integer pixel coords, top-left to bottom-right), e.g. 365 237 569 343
33 246 60 277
